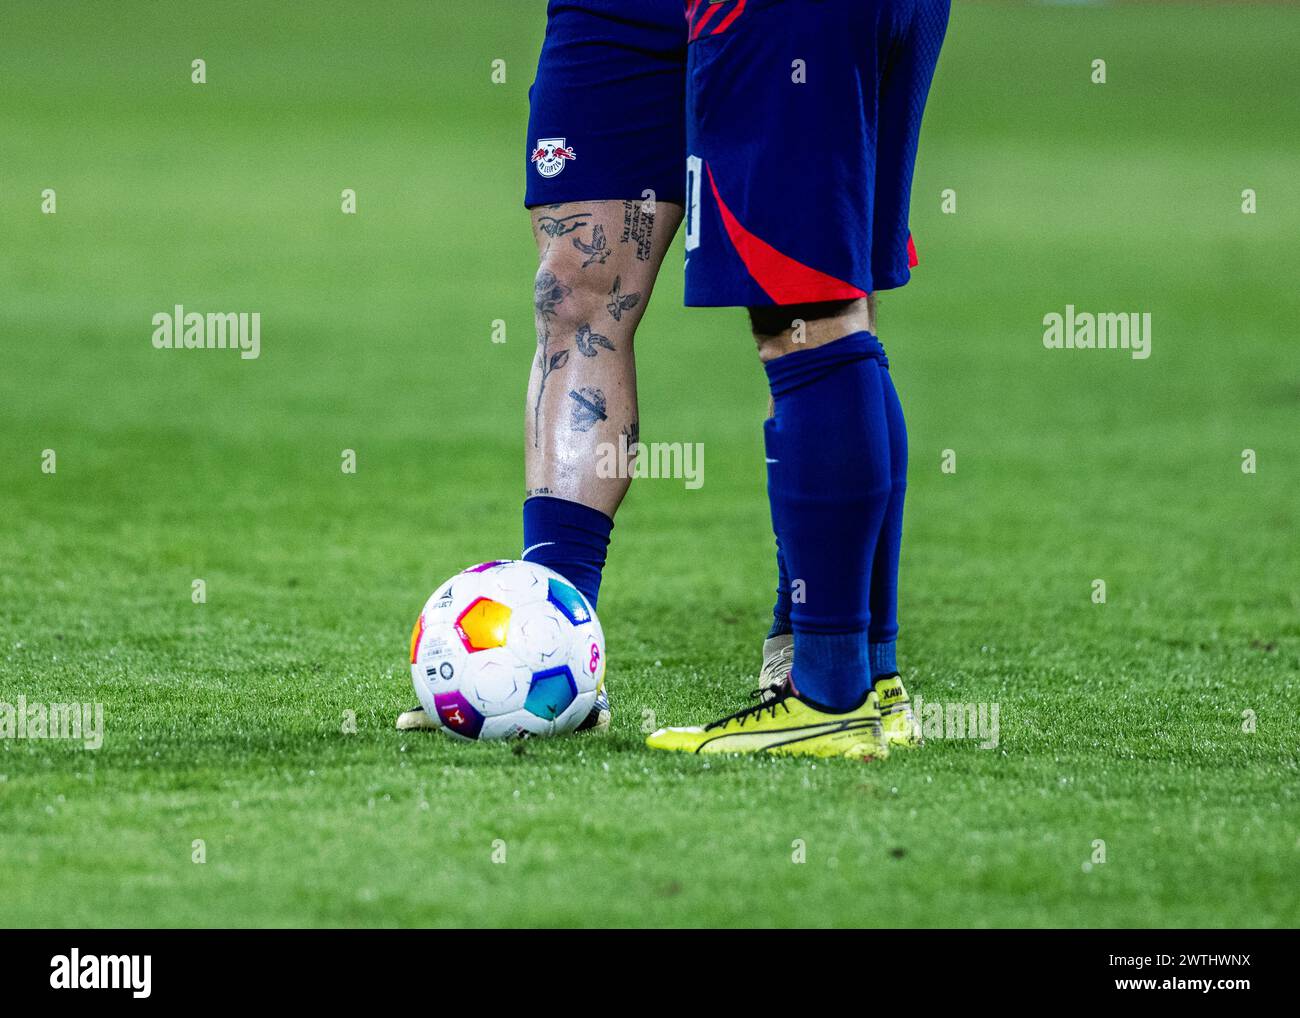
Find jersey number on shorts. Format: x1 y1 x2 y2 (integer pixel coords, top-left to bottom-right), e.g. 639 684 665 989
685 155 703 252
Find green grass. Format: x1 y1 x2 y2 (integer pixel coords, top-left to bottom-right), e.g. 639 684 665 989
1 0 1297 927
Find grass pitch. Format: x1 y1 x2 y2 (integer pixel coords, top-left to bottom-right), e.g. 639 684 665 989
1 1 1297 927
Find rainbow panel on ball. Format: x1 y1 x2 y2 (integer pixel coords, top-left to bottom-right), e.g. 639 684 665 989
547 578 593 625
454 597 512 653
524 666 578 720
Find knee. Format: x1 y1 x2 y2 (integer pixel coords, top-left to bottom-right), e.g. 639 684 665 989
535 253 607 331
750 297 875 361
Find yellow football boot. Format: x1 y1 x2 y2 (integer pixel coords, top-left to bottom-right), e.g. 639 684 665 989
646 684 888 761
873 673 923 748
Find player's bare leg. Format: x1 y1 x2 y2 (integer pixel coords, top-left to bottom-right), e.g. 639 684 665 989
398 198 683 733
526 199 683 517
521 198 681 732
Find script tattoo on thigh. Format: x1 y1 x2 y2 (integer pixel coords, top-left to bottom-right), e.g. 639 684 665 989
533 270 573 445
568 387 608 431
619 200 655 261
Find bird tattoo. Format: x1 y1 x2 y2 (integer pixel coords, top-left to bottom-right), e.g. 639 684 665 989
572 224 611 266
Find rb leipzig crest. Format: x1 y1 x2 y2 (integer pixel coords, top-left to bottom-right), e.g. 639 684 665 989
531 137 576 178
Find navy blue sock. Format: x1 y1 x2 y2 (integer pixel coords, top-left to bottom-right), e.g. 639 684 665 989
521 496 613 609
768 542 794 638
869 641 897 680
868 363 907 682
764 333 893 711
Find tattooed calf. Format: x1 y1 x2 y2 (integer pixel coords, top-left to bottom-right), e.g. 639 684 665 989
569 387 608 431
574 323 615 357
533 269 574 445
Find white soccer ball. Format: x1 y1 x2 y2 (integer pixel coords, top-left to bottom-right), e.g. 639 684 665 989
408 560 605 741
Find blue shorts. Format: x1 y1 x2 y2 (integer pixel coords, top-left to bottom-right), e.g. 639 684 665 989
684 0 949 306
525 0 688 208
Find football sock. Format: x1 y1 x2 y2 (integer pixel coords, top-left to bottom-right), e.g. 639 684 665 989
868 363 908 683
768 543 794 638
869 640 898 680
521 495 613 609
763 332 892 712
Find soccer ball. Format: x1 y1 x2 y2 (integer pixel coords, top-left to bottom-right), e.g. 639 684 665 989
408 560 605 741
